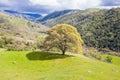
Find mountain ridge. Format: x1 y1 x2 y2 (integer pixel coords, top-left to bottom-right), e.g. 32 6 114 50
3 10 42 21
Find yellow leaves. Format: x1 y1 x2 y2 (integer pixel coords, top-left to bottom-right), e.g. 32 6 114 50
44 24 84 54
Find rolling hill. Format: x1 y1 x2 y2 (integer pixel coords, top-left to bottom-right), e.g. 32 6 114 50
0 12 48 40
0 12 49 50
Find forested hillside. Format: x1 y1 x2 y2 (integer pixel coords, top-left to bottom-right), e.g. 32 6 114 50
77 8 120 52
40 8 120 52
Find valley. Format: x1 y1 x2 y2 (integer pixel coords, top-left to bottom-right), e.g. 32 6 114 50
0 7 120 80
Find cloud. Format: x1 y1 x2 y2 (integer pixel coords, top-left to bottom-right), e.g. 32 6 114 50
0 0 120 14
30 0 102 10
30 0 59 6
0 0 10 5
0 0 51 14
101 0 120 6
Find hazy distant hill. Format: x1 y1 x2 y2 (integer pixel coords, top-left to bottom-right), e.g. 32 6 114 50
3 10 42 21
41 8 101 27
37 10 73 23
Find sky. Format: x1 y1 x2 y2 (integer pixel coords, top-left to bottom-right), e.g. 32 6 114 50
0 0 120 15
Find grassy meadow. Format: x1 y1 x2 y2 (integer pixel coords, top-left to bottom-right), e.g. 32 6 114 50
0 50 120 80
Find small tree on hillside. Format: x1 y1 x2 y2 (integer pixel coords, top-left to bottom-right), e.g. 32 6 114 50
43 24 83 55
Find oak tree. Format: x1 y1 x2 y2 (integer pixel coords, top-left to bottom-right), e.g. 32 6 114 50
44 24 83 55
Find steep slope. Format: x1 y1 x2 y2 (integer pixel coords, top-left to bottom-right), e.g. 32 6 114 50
37 10 73 23
77 8 120 52
42 8 101 27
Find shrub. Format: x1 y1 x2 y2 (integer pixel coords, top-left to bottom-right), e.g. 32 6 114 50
105 56 112 63
83 49 102 60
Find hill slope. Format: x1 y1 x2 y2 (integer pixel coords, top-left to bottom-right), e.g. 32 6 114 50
0 12 48 50
41 8 101 27
0 50 120 80
41 8 120 52
37 10 73 23
0 12 48 40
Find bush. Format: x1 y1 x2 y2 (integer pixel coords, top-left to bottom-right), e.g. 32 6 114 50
105 56 112 63
0 36 36 51
83 49 102 60
0 38 5 48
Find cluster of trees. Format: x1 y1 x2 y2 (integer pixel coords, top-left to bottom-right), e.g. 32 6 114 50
77 8 120 52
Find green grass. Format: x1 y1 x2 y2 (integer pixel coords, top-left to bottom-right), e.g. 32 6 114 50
0 51 120 80
102 55 120 66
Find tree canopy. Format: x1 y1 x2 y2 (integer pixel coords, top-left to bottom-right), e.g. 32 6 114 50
43 24 83 55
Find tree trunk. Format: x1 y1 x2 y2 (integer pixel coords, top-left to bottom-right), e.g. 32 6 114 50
62 50 65 55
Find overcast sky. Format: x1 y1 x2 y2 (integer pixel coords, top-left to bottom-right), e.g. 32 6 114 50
0 0 120 14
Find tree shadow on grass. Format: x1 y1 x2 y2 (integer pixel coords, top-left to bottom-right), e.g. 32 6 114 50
26 51 73 60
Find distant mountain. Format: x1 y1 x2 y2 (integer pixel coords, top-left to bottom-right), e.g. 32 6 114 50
37 10 73 23
4 10 42 21
4 10 19 14
41 8 101 27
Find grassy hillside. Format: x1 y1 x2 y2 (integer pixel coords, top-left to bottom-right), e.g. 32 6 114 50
0 12 49 50
0 12 48 40
0 50 120 80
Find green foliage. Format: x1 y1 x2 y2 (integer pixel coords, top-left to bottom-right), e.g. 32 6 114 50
35 34 47 49
43 24 83 55
78 8 120 52
105 56 112 63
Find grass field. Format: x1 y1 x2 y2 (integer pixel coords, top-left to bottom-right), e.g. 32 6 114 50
0 50 120 80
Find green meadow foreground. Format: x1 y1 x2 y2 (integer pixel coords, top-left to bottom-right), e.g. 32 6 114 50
0 50 120 80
